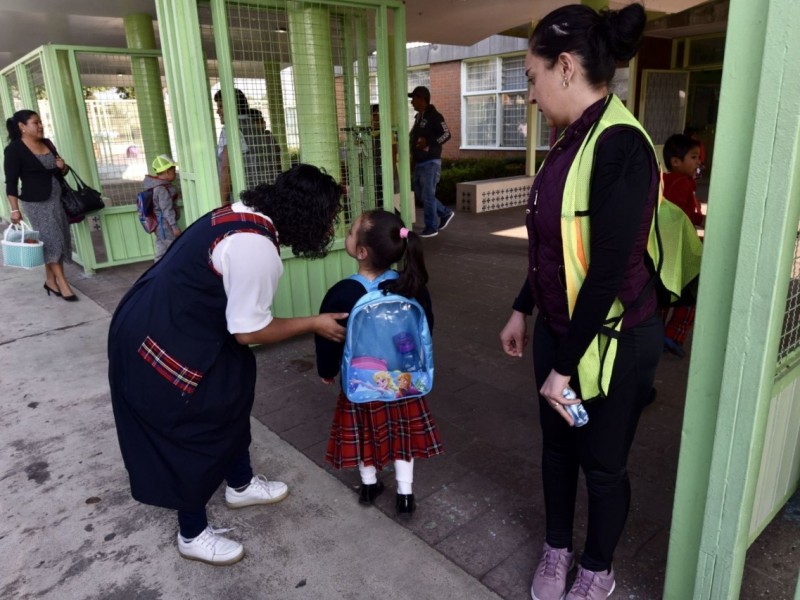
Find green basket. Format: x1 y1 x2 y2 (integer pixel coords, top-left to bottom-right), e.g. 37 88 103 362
2 222 45 269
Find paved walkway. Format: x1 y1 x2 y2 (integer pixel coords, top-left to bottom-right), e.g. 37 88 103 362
2 205 798 599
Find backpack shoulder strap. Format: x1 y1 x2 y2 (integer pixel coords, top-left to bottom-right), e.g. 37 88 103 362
348 270 399 293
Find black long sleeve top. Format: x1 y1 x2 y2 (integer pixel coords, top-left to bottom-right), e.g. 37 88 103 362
4 139 62 202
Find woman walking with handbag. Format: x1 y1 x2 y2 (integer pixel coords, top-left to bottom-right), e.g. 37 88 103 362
4 109 78 301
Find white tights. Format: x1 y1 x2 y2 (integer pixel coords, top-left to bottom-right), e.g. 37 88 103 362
359 459 414 494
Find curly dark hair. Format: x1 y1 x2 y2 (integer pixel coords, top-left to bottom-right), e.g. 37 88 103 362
239 164 341 259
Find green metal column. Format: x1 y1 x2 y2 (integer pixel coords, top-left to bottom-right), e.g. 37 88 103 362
124 13 171 170
665 0 800 598
376 9 398 213
263 60 290 171
155 0 220 223
0 76 12 119
390 3 411 226
51 51 94 186
14 63 36 109
355 14 377 209
0 75 11 220
49 48 98 271
340 14 364 215
287 3 340 180
382 29 398 208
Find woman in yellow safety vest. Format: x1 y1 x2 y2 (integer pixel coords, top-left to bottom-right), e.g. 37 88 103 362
499 4 662 599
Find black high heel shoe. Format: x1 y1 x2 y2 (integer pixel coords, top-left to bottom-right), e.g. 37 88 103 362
61 293 79 302
43 283 62 297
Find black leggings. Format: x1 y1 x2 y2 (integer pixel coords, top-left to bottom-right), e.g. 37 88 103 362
533 313 662 572
177 449 254 538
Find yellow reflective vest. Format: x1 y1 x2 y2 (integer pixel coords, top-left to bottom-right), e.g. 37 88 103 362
561 94 702 399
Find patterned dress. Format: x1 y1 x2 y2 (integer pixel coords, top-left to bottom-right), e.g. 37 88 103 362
20 152 72 264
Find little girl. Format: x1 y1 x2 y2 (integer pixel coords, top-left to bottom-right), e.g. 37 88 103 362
315 209 443 518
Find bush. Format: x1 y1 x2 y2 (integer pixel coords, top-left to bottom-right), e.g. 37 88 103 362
434 157 527 205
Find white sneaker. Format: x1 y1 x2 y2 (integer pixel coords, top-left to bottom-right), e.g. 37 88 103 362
225 474 289 508
177 526 244 565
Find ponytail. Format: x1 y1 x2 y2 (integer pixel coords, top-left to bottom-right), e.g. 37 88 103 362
357 209 429 299
529 3 645 88
6 109 38 142
390 230 429 300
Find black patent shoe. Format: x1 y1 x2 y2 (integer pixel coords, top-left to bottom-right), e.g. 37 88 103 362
358 480 384 505
395 493 416 519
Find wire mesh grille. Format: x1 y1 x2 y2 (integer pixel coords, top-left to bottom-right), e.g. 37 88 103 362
202 1 382 223
5 71 23 111
76 52 174 208
641 71 690 145
25 60 54 140
777 227 800 366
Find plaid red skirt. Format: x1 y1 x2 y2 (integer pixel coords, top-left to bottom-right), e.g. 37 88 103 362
326 391 444 470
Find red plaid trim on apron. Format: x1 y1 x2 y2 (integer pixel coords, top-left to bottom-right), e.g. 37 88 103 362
326 391 444 470
138 336 204 395
207 206 279 276
211 205 279 240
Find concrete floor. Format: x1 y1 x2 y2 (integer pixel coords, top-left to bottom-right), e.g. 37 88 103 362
52 203 800 599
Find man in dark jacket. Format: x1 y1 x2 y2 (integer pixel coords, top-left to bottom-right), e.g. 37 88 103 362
409 86 454 237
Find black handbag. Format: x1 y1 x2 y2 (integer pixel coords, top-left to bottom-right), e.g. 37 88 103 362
60 171 105 218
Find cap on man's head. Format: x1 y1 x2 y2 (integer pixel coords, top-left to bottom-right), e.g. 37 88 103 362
152 154 177 174
408 86 431 102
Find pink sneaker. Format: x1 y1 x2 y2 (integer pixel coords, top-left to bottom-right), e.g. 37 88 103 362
565 565 616 599
530 542 575 600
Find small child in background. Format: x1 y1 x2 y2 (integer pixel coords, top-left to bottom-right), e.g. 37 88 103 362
143 154 181 262
663 134 704 228
683 126 707 177
315 209 443 519
661 134 704 356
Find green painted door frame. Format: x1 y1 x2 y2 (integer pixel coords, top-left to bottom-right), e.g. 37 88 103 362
665 0 800 597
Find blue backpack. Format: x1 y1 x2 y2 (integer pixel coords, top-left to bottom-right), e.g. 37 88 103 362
341 271 434 403
136 184 168 233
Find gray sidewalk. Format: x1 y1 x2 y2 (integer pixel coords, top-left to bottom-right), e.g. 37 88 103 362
0 263 501 599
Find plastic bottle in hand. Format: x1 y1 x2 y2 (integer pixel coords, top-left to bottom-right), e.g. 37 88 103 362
393 332 422 371
562 387 589 427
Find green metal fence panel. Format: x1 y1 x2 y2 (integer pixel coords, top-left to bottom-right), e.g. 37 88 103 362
156 0 408 317
750 374 800 543
100 206 158 263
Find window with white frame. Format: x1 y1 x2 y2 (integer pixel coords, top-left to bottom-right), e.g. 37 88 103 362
462 55 528 149
462 54 552 150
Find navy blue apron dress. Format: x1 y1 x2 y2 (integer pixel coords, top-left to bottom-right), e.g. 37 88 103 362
108 206 277 512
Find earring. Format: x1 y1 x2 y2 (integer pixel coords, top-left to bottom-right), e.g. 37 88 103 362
562 79 569 88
